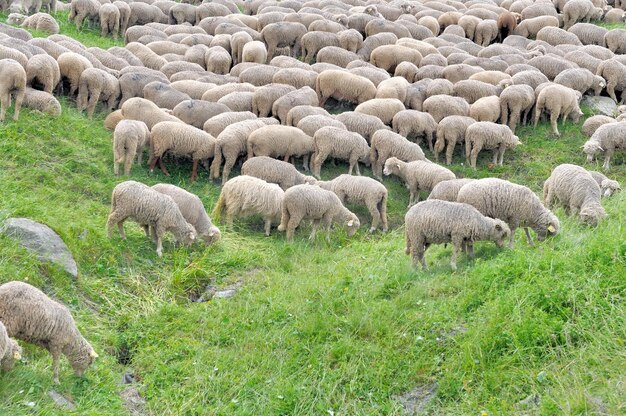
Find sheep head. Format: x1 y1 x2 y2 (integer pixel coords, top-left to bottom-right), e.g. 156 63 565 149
583 141 603 161
383 157 402 176
345 215 360 237
68 338 98 377
580 205 606 226
601 179 620 197
491 220 511 248
6 13 26 25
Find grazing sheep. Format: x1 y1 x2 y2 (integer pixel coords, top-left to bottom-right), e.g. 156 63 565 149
369 129 427 180
511 69 550 90
0 320 21 372
582 115 616 137
312 126 370 178
0 59 26 123
583 121 626 170
427 178 476 202
151 183 220 244
434 115 477 165
422 95 470 123
25 54 59 95
589 170 621 197
0 281 97 384
246 125 314 170
21 87 60 117
568 23 608 47
242 156 316 191
149 121 216 183
474 19 498 47
497 11 521 42
595 59 626 104
554 68 606 96
335 111 391 143
128 2 168 26
404 200 511 270
354 98 405 125
241 40 268 64
357 32 398 61
120 97 181 130
300 31 340 63
261 22 307 61
536 26 583 47
534 84 584 136
297 114 346 138
383 157 456 206
10 12 59 34
391 110 437 152
57 52 93 97
453 80 504 105
171 100 229 129
203 111 257 137
99 3 120 39
465 122 522 169
68 0 100 31
370 44 422 73
77 67 119 119
544 164 607 225
271 86 318 124
470 96 501 123
107 181 197 257
562 0 604 30
113 120 150 176
457 178 560 247
286 105 330 127
512 15 560 38
499 84 535 133
316 174 388 233
278 184 360 242
212 175 284 236
315 70 376 107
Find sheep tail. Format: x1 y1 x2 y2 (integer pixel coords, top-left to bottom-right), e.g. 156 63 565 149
211 192 225 222
113 135 126 163
210 143 223 179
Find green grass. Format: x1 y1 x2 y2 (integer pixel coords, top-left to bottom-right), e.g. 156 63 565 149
0 12 625 416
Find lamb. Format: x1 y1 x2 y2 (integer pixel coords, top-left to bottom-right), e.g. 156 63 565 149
277 184 360 242
246 125 314 171
583 121 626 170
0 281 97 384
286 105 330 127
404 200 510 271
149 121 216 183
311 126 370 178
499 84 535 133
354 98 405 125
427 178 476 202
77 67 119 119
315 70 376 107
383 157 456 207
588 171 621 197
22 87 61 116
595 59 626 104
11 12 59 34
271 86 318 124
212 175 284 236
151 184 220 244
241 156 316 191
554 68 606 96
457 178 560 247
107 180 197 257
465 122 522 169
0 58 26 123
582 115 616 137
422 95 470 123
533 84 584 136
113 120 150 176
470 96 501 123
391 110 437 152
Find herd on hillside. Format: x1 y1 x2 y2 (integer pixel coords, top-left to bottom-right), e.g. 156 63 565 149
0 0 625 387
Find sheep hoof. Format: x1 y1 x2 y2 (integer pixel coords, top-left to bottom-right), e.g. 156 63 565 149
369 227 376 233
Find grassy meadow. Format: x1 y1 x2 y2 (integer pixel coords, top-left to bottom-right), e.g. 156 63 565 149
0 11 624 416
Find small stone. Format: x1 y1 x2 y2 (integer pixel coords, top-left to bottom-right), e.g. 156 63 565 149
48 390 76 411
581 96 618 117
214 289 236 299
120 387 148 416
122 372 136 384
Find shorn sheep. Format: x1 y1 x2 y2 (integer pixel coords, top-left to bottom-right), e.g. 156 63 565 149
0 281 98 384
277 184 360 242
383 157 456 207
457 178 560 247
241 156 317 190
464 122 522 169
212 175 285 236
113 120 150 176
316 174 388 233
404 200 511 271
152 183 221 244
543 164 607 226
0 58 26 122
106 180 197 257
312 126 370 178
582 121 626 170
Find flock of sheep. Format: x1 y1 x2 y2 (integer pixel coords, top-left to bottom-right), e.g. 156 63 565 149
0 0 624 386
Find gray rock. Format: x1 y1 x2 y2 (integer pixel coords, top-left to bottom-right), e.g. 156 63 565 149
581 96 618 117
214 289 237 299
48 390 77 411
1 218 78 277
394 383 438 415
120 387 148 416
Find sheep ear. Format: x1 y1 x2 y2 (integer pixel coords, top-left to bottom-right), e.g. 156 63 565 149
547 224 556 233
517 141 523 145
598 147 604 151
347 220 354 227
208 230 215 237
13 351 21 360
89 350 99 358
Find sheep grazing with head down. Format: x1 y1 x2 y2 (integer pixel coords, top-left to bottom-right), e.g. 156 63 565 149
77 67 120 119
312 126 370 178
582 121 626 170
107 180 197 257
465 122 522 169
242 156 317 190
428 178 476 202
315 70 376 107
278 184 360 242
369 129 427 181
434 115 477 165
533 84 584 136
113 120 150 176
392 110 437 152
151 183 220 244
247 125 314 171
457 178 560 248
316 174 388 233
404 200 511 271
588 171 620 197
543 164 607 226
0 321 21 372
0 58 26 123
212 175 285 236
0 281 98 384
383 157 456 207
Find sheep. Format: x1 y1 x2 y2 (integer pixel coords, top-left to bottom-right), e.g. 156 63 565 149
583 121 626 170
149 121 216 183
563 0 604 29
22 87 61 116
104 109 123 131
272 86 318 124
113 120 150 176
422 95 470 123
0 281 97 384
151 184 220 244
241 40 267 64
474 19 498 47
202 111 257 137
311 126 370 178
588 170 621 197
300 31 340 63
554 68 606 96
453 80 503 105
457 178 560 247
0 320 21 372
369 129 427 181
582 115 616 137
469 71 512 86
117 71 169 108
383 157 456 207
357 32 398 61
277 184 360 242
536 26 583 47
160 61 203 79
354 98 405 125
0 44 29 69
212 175 284 236
128 2 168 26
391 110 437 152
107 180 197 257
469 96 501 124
210 118 278 184
201 82 256 102
0 59 26 123
425 79 454 99
568 23 608 47
433 115 477 165
499 84 535 133
511 70 550 90
404 199 511 271
217 91 254 112
286 105 330 127
544 163 607 226
98 3 119 39
533 84 584 136
261 22 307 61
125 42 168 71
603 8 626 24
315 70 375 107
246 125 314 171
335 111 390 143
521 2 559 19
464 122 522 169
497 11 521 42
10 12 59 34
76 67 119 119
427 178 476 202
338 28 363 53
25 54 59 95
297 114 346 138
68 0 100 31
316 174 388 233
595 59 626 104
370 44 422 73
171 100 229 129
241 156 316 191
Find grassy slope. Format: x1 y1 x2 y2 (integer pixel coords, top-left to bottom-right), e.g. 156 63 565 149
0 12 625 416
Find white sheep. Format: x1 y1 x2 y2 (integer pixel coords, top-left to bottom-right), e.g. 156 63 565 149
246 125 314 171
312 126 370 178
113 120 150 176
391 109 437 152
241 156 317 190
369 129 427 181
427 178 476 202
582 121 626 170
533 84 584 136
0 58 26 122
0 321 21 372
588 171 620 197
354 97 405 125
433 115 477 165
465 122 522 169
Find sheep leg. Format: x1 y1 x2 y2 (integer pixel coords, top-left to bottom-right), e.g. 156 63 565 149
470 146 480 169
427 132 434 152
366 200 381 233
498 146 505 166
154 223 165 257
312 152 326 179
263 218 272 236
492 150 498 166
524 227 534 246
86 90 101 119
190 159 199 183
309 219 320 241
302 155 310 172
550 111 560 136
124 145 137 176
221 157 236 185
50 346 62 384
158 157 170 176
450 237 464 271
321 212 334 242
508 225 518 248
445 141 456 166
286 213 303 242
13 89 24 121
379 196 388 232
602 154 611 170
508 109 520 133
